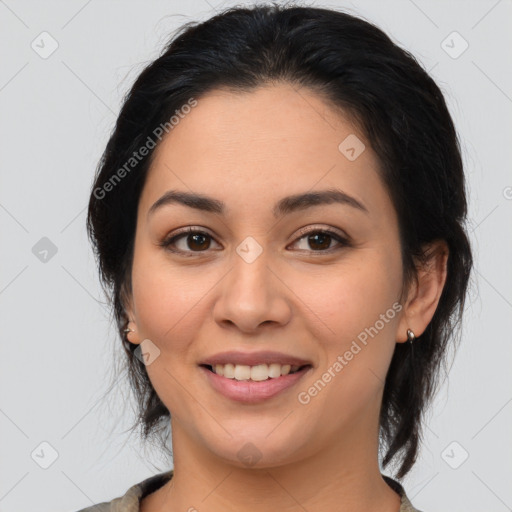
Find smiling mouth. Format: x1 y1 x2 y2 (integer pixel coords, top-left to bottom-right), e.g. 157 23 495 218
200 363 312 381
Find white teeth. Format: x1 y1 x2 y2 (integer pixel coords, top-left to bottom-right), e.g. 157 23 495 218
268 363 283 378
209 363 303 381
281 364 291 376
251 364 269 381
234 365 251 380
223 363 235 378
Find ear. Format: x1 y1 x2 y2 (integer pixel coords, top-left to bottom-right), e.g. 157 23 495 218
396 240 449 343
121 285 143 345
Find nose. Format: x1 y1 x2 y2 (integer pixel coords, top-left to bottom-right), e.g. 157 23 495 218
212 247 292 333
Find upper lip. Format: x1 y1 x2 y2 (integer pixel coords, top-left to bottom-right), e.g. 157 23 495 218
200 350 312 367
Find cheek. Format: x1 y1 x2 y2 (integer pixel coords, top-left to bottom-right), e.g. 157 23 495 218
130 247 213 348
293 266 401 425
294 252 402 404
129 250 216 414
296 257 401 343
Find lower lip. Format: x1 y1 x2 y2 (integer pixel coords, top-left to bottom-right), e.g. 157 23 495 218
200 365 311 403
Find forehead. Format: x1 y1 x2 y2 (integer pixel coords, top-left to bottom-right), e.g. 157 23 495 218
139 83 391 221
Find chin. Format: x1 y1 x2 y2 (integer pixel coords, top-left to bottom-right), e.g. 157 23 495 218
202 429 309 470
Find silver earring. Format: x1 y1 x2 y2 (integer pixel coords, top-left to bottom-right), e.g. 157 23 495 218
407 329 416 344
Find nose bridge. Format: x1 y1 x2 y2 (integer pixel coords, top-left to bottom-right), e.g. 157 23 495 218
230 236 273 305
214 236 291 330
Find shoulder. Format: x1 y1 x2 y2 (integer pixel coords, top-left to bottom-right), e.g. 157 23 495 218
71 470 174 512
383 474 425 512
73 497 122 512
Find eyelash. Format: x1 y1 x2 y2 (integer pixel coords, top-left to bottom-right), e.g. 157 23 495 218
159 226 351 257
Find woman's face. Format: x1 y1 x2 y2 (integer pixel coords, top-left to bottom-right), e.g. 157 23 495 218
127 83 409 468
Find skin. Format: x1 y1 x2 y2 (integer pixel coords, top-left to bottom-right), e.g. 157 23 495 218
124 82 448 512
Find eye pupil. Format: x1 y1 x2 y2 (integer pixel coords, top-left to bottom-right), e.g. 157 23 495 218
189 233 210 250
309 232 331 250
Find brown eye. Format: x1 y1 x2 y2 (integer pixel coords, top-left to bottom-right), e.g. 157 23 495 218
160 226 350 257
291 229 349 252
306 232 332 250
185 232 211 251
160 228 219 255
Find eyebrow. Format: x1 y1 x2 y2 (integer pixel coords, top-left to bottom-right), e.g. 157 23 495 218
147 188 369 219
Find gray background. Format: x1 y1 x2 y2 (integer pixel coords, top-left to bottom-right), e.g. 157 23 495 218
1 1 511 511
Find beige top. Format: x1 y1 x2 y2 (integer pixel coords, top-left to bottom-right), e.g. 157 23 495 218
74 470 422 512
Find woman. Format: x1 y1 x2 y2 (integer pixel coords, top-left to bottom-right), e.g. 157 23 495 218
80 3 473 511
